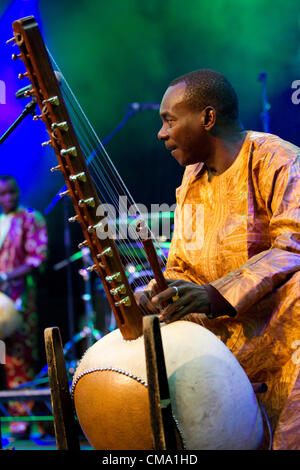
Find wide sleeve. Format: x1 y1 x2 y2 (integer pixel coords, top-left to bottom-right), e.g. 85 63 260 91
211 154 300 315
23 209 48 268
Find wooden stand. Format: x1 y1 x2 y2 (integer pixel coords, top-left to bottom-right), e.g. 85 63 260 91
143 315 179 450
44 327 80 450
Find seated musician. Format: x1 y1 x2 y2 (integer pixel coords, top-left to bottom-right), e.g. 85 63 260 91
0 175 48 439
137 69 300 450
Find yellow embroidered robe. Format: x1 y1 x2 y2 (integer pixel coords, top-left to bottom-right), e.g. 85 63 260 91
164 131 300 449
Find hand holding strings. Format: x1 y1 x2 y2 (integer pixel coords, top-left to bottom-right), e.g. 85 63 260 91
136 278 210 323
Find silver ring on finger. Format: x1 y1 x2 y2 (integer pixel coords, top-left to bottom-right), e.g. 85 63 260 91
172 285 179 301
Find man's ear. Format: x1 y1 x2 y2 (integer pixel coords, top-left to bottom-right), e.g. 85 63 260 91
202 106 216 131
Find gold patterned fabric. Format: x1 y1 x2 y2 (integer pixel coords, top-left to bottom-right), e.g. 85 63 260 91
164 131 300 449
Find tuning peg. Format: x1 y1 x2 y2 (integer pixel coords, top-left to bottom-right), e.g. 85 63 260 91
60 147 77 157
69 172 86 182
115 296 131 307
78 198 95 208
41 140 52 147
110 284 126 295
50 165 62 173
24 90 35 98
6 37 16 44
51 121 68 132
59 189 70 198
18 72 29 80
105 273 122 282
42 96 59 106
68 215 79 223
33 114 44 121
78 240 89 249
97 247 113 258
86 264 97 273
11 53 21 61
106 272 122 283
87 221 104 233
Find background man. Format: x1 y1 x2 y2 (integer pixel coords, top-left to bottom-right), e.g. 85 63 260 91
0 175 47 438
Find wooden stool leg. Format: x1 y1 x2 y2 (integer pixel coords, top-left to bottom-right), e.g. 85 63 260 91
143 315 180 450
44 327 80 451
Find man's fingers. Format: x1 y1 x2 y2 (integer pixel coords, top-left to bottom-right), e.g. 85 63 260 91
157 294 186 321
135 292 160 315
152 286 179 305
146 279 161 296
159 305 186 323
141 297 159 314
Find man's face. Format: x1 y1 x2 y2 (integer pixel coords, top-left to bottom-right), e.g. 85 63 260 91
0 179 20 214
158 82 210 166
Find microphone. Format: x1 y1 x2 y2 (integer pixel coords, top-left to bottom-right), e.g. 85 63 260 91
129 102 160 111
15 84 32 99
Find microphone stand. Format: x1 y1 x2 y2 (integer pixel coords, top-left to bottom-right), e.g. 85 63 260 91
78 247 102 349
0 99 37 145
63 197 76 362
257 72 271 133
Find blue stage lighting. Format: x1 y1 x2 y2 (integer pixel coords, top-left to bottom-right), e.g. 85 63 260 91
0 0 58 212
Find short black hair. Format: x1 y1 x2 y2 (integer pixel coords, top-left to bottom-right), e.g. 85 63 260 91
0 175 19 189
170 69 239 121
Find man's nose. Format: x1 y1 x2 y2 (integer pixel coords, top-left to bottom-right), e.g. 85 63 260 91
157 125 168 141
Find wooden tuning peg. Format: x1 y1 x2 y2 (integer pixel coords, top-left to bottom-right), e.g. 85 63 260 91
59 189 70 198
41 140 52 147
6 37 16 45
12 53 21 61
50 165 62 173
18 72 29 80
68 215 80 223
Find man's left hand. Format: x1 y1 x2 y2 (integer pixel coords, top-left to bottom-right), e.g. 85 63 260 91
151 279 210 323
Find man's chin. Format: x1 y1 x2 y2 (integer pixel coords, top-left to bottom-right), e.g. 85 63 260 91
172 152 197 167
3 205 17 213
171 149 186 166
